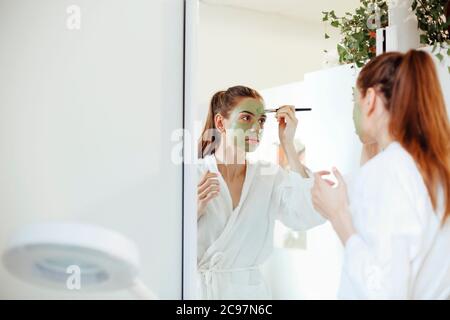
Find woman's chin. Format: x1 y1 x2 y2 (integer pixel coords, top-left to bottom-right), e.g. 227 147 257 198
355 131 367 143
245 143 259 153
358 134 374 145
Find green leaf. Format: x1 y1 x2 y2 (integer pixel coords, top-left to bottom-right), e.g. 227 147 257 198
447 48 450 56
356 8 365 15
436 53 444 62
329 10 337 19
337 44 347 57
331 20 340 28
420 34 428 44
320 1 393 67
448 66 450 74
325 33 330 39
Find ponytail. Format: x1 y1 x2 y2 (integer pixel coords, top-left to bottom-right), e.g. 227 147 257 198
358 50 450 222
198 91 225 158
198 86 263 158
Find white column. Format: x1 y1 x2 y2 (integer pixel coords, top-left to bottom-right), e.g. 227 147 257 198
386 0 421 52
183 0 200 300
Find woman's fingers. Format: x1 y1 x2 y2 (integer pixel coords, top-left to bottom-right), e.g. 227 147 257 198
198 175 219 194
314 171 328 184
276 106 297 122
198 182 220 199
198 177 220 196
277 113 295 133
197 172 220 216
200 190 220 204
286 108 297 123
277 105 295 114
198 171 217 186
198 170 220 214
276 110 297 124
332 167 345 186
315 170 331 176
198 190 219 217
197 178 219 194
314 170 335 186
198 171 209 186
313 172 333 194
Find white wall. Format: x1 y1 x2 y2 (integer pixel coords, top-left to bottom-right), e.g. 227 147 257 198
197 2 341 120
0 0 184 299
425 46 450 110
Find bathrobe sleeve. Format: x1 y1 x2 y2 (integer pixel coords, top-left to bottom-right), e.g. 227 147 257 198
273 168 326 231
340 164 425 299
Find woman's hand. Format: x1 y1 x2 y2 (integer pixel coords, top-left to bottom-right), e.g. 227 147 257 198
276 106 310 177
311 167 356 244
198 171 220 218
276 105 297 147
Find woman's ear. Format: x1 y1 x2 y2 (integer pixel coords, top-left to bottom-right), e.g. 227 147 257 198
214 114 225 133
364 88 377 116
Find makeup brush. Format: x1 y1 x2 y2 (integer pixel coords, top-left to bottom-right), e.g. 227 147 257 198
264 107 312 113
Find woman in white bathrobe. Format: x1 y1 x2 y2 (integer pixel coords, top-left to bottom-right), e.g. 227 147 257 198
312 50 450 299
196 86 325 300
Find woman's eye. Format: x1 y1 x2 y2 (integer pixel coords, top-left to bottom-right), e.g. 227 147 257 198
259 118 266 125
241 115 250 121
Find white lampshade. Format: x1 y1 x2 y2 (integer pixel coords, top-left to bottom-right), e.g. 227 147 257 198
2 222 141 292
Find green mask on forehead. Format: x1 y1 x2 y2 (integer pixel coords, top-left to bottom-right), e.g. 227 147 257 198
226 98 266 152
352 87 363 140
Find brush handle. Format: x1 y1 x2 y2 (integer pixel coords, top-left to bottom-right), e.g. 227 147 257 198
265 107 312 113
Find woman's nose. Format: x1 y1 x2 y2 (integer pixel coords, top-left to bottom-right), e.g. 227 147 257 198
252 122 262 131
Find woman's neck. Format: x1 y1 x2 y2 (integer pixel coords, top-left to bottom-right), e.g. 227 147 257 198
214 143 246 178
215 142 246 164
375 127 394 151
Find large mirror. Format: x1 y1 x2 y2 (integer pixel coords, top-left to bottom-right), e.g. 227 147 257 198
185 0 362 300
183 0 450 300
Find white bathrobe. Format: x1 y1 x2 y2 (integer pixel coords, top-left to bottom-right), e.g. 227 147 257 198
197 154 325 300
341 142 450 299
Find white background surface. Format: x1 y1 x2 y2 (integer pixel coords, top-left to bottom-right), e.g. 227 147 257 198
0 0 184 299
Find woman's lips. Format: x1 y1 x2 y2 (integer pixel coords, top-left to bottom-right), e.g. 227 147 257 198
246 137 259 144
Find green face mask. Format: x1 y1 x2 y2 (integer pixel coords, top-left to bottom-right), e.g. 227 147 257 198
352 87 363 140
226 98 266 152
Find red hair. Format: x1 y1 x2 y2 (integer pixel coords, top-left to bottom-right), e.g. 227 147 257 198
357 50 450 222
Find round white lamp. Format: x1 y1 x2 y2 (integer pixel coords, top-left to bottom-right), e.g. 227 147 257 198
2 222 157 299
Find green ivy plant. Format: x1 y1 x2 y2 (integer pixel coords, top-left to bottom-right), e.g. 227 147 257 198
323 0 389 68
412 0 450 70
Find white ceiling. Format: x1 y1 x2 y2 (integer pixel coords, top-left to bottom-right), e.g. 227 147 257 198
201 0 360 23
